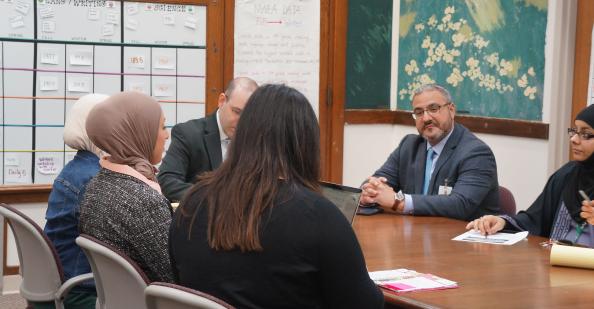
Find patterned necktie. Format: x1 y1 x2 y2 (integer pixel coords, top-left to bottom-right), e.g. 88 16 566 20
422 148 436 195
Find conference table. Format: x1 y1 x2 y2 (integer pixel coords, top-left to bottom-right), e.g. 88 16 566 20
353 214 594 308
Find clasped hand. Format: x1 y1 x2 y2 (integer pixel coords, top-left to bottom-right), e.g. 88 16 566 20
359 176 403 212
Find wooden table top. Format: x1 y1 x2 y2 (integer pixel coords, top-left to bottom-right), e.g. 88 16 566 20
353 214 594 309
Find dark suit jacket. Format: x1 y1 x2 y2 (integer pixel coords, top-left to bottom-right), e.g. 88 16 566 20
158 114 222 202
373 123 499 221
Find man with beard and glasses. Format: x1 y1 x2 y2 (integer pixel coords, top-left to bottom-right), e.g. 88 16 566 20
359 84 500 221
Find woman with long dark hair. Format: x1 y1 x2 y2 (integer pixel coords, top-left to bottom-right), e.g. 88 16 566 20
170 84 383 308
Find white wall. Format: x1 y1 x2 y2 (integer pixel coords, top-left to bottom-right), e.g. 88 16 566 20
342 124 548 212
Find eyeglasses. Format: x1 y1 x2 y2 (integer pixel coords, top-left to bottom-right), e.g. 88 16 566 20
412 103 451 120
567 128 594 140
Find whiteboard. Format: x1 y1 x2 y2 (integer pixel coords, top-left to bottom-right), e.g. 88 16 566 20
0 1 207 184
0 0 35 39
234 0 320 114
123 2 205 46
36 0 122 43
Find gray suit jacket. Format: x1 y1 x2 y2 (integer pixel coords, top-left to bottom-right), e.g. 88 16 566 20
373 123 499 221
157 114 222 202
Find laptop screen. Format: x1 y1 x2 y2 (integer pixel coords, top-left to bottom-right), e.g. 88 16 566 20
320 181 361 224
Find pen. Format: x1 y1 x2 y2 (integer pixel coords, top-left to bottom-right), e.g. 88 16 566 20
579 190 591 203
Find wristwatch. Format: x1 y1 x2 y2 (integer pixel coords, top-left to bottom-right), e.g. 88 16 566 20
392 190 405 211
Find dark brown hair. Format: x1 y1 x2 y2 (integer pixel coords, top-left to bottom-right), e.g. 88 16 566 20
177 84 320 251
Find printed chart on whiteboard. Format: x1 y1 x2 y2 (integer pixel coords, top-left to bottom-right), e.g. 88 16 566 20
0 0 207 185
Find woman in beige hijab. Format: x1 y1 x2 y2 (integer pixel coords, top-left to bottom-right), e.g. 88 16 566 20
79 91 173 283
42 93 108 309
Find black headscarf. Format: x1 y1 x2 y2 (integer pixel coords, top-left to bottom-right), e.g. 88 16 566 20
563 104 594 223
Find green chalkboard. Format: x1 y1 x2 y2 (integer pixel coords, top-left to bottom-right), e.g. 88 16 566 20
397 0 547 121
345 0 393 109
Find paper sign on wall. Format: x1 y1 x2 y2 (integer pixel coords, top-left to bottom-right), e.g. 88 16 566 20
88 8 100 20
128 82 147 94
128 55 146 69
15 1 30 15
40 50 59 65
70 51 93 66
154 84 173 97
102 24 115 36
184 17 197 30
39 6 54 19
126 19 138 31
67 77 90 92
154 55 174 70
36 156 58 175
41 21 55 33
40 76 58 91
10 15 25 29
105 12 119 25
126 3 139 15
6 167 29 183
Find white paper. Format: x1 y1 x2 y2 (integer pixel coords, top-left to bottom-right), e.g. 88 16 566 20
6 167 29 183
126 3 139 15
41 21 55 33
125 19 138 31
4 154 19 166
128 82 147 94
15 1 30 15
184 17 197 29
40 50 59 65
105 12 119 25
88 8 100 20
39 6 54 19
36 156 58 175
154 55 175 70
67 77 91 93
10 15 25 29
452 230 529 245
234 0 320 115
70 51 93 66
128 55 146 69
40 76 58 91
102 24 115 36
163 14 175 26
153 84 173 97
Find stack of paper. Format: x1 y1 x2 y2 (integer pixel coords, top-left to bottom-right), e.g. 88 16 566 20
369 269 457 293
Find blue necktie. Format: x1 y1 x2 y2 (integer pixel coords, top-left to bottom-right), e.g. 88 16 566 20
422 148 436 195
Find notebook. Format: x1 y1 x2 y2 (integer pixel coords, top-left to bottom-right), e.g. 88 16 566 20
320 181 361 224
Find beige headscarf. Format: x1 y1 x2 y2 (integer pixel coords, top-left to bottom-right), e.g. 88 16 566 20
63 94 108 157
86 91 162 181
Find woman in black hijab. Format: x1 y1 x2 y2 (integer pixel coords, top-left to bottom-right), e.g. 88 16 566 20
466 104 594 248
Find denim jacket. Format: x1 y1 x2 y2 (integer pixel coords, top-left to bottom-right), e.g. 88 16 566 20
44 150 100 291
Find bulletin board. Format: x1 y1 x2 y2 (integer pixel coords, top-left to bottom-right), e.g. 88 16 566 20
0 0 214 185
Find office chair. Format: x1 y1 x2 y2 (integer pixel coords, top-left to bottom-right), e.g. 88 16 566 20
76 234 150 309
0 203 93 309
498 186 517 216
145 282 235 309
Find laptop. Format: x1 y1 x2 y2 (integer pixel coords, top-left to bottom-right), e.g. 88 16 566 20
320 181 361 224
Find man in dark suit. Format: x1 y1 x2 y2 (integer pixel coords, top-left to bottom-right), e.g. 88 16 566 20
359 84 499 221
158 77 258 201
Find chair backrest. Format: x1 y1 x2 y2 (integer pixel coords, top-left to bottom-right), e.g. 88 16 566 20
145 282 235 309
76 234 150 309
499 186 517 216
0 203 64 302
